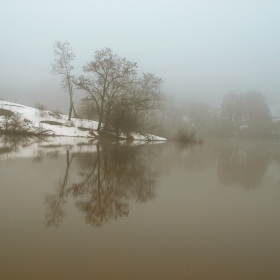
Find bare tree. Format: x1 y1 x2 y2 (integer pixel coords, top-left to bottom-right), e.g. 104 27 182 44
94 71 164 136
51 40 75 121
128 72 163 132
75 48 137 131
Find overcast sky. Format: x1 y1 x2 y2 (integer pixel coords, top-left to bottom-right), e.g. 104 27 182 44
1 0 280 111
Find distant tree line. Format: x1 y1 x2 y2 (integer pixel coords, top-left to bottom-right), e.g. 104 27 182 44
219 91 271 137
51 41 164 138
151 90 278 140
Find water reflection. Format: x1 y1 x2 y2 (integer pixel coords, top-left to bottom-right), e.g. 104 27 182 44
2 136 280 226
44 150 75 226
2 137 280 280
217 143 270 189
158 140 280 190
44 140 280 228
0 135 47 157
45 143 158 227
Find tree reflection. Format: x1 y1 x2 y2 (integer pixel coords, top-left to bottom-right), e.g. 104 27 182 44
0 135 34 155
0 135 50 158
217 143 270 189
45 143 158 227
44 151 75 226
41 139 280 226
162 141 274 190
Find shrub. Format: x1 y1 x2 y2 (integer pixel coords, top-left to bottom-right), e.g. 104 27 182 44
174 129 198 143
34 103 48 117
1 112 32 133
34 103 47 111
48 110 62 119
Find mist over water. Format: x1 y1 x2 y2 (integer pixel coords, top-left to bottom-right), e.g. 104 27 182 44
1 137 280 279
1 1 280 279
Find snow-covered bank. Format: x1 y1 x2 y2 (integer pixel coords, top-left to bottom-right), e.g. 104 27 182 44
0 135 166 160
0 136 97 160
0 100 167 141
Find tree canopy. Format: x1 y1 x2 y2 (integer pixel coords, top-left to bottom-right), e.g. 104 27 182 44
75 48 163 134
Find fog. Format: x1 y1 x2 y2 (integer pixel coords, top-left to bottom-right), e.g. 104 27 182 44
1 0 280 112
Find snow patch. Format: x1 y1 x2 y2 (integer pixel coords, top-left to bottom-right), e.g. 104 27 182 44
0 100 166 141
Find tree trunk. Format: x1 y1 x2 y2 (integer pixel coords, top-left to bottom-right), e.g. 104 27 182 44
97 118 102 131
68 102 73 121
68 109 72 121
103 109 111 131
97 98 105 131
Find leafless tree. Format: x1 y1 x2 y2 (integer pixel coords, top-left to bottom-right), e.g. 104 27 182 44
75 48 137 131
127 72 164 132
51 40 75 121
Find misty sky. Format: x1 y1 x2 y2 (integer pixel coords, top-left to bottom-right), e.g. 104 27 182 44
1 0 280 112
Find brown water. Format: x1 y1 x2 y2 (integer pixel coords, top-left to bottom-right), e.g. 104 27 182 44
1 138 280 280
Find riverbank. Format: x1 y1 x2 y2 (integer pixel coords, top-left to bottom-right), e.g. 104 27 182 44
0 100 166 141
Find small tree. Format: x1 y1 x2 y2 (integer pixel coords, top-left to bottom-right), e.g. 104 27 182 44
51 40 75 121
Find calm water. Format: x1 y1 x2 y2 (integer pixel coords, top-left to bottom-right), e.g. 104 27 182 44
1 136 280 280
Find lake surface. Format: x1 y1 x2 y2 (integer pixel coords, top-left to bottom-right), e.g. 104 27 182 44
1 136 280 280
